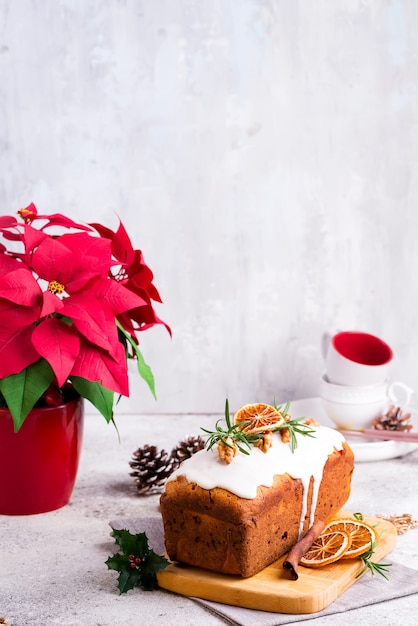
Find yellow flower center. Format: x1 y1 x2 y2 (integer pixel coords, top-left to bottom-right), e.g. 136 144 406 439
48 280 65 295
18 207 35 218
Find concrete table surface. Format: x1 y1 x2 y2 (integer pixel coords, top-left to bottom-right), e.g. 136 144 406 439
1 399 418 626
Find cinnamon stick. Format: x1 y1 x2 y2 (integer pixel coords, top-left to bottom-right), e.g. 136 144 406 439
283 519 326 580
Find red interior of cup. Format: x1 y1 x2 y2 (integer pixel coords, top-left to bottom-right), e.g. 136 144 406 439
332 331 393 366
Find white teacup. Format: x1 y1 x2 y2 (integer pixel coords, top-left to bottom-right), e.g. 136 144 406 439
319 374 413 430
322 330 393 387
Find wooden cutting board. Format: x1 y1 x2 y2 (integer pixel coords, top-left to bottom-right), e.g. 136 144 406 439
157 512 397 614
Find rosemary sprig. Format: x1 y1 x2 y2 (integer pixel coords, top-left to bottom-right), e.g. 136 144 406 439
201 399 317 456
201 399 262 455
272 400 317 453
355 539 392 581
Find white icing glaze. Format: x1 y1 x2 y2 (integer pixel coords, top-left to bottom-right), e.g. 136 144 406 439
167 425 346 537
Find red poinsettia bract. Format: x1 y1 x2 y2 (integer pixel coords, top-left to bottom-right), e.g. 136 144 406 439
0 204 170 430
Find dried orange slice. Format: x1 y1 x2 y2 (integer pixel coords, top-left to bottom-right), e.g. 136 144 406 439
323 518 377 559
234 403 285 434
300 530 351 568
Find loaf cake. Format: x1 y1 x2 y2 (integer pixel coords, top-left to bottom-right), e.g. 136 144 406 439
160 403 354 578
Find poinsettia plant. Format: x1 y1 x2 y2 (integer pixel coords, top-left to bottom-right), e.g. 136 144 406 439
0 203 170 431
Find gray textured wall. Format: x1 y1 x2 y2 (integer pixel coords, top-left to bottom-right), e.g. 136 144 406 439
1 0 417 415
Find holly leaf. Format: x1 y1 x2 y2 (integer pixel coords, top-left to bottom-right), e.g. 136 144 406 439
106 529 169 594
140 550 171 591
112 528 149 554
106 553 142 594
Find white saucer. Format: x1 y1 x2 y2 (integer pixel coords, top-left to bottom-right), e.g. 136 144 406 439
288 397 418 463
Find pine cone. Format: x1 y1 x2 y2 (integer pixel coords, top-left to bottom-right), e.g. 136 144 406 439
172 435 205 464
129 445 179 495
372 405 413 432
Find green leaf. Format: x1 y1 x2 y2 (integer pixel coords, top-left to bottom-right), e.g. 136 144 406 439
70 376 114 423
116 322 156 399
134 347 156 399
0 359 54 431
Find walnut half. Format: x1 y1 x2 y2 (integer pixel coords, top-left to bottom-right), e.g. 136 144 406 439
217 437 238 464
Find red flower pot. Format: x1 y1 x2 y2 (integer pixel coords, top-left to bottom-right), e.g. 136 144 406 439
0 397 84 515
